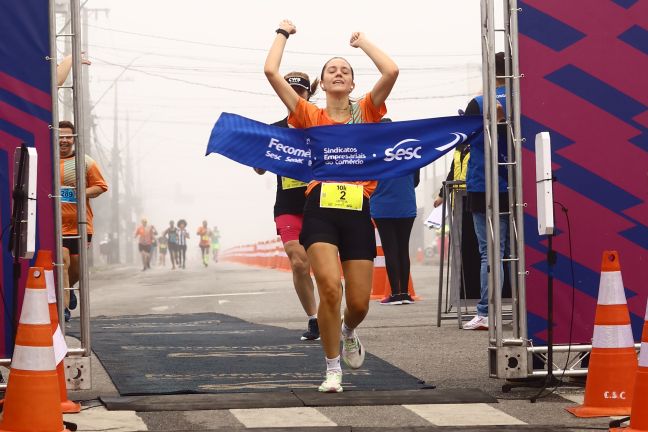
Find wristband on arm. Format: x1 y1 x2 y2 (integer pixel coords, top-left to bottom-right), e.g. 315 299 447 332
275 29 290 39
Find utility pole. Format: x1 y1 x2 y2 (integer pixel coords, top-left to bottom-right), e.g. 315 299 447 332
110 83 120 264
124 115 134 265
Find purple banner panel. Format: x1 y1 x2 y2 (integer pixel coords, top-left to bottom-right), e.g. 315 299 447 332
519 0 648 344
0 0 54 357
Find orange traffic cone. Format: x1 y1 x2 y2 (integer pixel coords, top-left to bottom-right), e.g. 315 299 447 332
416 247 423 264
35 250 81 414
0 267 68 432
279 239 291 272
371 229 387 300
567 251 637 417
610 299 648 432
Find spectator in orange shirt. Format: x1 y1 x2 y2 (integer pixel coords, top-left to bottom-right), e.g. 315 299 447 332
264 20 398 393
59 120 108 321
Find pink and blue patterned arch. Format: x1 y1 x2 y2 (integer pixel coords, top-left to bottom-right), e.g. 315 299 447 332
519 0 648 344
0 0 54 356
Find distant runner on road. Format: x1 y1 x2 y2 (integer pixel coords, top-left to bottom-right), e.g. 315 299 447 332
197 220 212 267
211 226 221 263
163 220 179 270
176 219 189 269
134 218 157 271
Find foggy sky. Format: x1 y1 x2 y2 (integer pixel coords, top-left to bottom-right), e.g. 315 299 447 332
75 0 487 247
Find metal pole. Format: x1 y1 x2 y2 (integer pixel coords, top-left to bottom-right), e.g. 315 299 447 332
437 185 448 327
82 4 95 269
508 0 527 341
50 0 66 333
487 0 504 348
503 0 518 338
111 83 121 264
125 115 133 265
481 0 502 346
480 0 490 339
70 0 91 356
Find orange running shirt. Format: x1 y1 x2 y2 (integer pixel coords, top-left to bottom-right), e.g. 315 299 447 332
135 225 155 245
60 155 108 235
288 93 386 198
197 227 211 247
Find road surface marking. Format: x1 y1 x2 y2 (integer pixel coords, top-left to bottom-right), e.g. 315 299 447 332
157 291 274 299
64 406 147 431
403 403 526 426
230 407 336 428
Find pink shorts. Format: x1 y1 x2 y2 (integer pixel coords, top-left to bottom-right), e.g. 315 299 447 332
275 214 303 244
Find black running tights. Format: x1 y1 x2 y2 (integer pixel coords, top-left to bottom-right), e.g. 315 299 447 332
177 245 187 268
374 217 415 296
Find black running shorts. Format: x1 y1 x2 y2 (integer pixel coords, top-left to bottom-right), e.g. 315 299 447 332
62 234 93 255
299 184 376 262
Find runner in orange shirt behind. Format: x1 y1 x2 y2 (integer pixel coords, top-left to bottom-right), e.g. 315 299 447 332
59 120 108 321
197 220 212 267
134 218 157 271
264 20 398 393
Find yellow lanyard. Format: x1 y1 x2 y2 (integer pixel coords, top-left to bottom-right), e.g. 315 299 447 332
319 183 363 211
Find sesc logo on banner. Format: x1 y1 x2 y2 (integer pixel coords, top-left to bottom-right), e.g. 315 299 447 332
384 139 422 162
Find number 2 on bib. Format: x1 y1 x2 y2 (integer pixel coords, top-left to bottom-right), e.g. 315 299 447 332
319 183 363 211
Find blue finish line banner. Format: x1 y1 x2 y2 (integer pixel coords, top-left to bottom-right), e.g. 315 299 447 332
206 113 483 181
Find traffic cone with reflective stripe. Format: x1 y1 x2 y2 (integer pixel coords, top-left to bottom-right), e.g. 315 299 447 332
610 299 648 431
279 239 291 272
567 251 637 417
0 267 68 432
370 228 387 300
35 250 81 414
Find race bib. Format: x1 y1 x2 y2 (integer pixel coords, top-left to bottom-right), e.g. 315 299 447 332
61 186 77 204
281 177 307 190
319 183 363 211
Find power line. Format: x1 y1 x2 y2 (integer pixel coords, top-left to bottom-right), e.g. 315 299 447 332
92 57 277 97
89 24 481 58
95 116 212 126
88 42 481 75
90 58 478 105
94 61 479 75
101 61 478 101
387 93 475 101
87 42 253 63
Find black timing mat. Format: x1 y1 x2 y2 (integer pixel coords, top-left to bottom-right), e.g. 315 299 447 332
74 313 429 395
100 388 496 411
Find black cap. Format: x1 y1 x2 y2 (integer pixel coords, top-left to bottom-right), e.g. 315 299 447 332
285 75 310 91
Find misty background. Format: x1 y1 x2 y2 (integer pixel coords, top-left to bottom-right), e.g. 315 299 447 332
56 0 494 265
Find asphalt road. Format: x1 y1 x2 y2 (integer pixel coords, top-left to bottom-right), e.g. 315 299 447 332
59 256 614 431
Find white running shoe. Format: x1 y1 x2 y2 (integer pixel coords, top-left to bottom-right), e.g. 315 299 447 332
463 315 489 330
318 370 343 393
342 332 365 369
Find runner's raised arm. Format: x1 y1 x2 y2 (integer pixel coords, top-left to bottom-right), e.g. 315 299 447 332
349 32 399 109
264 19 300 112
